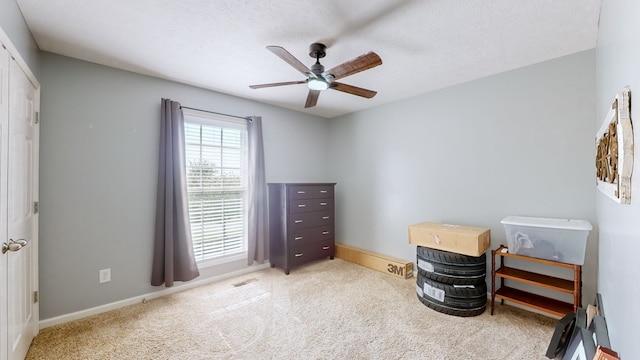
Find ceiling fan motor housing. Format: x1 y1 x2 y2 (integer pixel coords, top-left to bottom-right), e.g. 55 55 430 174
311 62 325 75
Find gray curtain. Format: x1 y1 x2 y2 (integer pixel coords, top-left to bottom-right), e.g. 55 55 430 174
247 116 269 265
151 98 200 287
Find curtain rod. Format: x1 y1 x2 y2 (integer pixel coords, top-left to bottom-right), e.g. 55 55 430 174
180 106 251 121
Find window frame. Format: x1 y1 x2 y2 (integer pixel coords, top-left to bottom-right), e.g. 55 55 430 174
182 108 249 268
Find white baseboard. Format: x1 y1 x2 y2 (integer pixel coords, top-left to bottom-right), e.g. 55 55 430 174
39 262 271 329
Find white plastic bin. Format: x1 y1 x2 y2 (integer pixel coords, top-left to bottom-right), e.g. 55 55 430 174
500 216 592 265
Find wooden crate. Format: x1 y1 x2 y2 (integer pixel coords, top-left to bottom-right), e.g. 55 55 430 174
335 243 413 279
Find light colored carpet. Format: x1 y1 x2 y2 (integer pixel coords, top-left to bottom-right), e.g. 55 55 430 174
26 258 555 359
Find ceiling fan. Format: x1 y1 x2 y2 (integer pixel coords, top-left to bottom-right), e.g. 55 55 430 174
249 43 382 108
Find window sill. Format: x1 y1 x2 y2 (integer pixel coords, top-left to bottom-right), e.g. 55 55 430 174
196 253 247 269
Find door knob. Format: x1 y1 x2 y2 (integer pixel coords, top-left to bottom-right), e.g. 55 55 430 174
12 239 27 247
1 239 27 254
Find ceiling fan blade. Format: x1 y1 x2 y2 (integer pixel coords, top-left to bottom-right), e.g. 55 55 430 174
325 52 382 81
249 80 307 89
305 90 321 108
267 46 312 76
330 82 377 98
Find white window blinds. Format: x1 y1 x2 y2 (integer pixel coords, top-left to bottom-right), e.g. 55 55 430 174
184 113 248 262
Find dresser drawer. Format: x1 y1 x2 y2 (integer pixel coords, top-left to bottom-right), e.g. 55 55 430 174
289 210 334 231
289 225 333 247
288 240 335 267
288 185 334 200
289 198 334 213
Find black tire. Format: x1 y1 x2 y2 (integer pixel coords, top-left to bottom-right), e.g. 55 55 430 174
416 247 486 285
416 273 487 317
416 273 487 309
416 246 486 266
416 266 486 285
416 292 487 317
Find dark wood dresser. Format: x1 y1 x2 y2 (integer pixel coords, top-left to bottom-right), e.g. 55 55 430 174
268 183 336 274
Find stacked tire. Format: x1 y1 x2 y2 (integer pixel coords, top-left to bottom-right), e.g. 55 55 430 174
416 246 487 317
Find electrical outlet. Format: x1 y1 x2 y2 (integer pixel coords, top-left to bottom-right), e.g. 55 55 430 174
99 268 111 283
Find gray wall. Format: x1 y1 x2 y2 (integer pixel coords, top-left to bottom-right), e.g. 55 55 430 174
595 1 640 358
39 52 330 319
328 51 597 303
0 0 39 77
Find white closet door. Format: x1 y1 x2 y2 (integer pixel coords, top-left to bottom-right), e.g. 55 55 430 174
6 53 38 360
0 43 10 360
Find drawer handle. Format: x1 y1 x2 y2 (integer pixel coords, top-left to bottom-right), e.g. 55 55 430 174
297 191 306 194
320 190 327 193
320 202 327 206
322 246 330 250
322 216 330 220
294 236 303 240
294 253 304 257
294 220 303 223
297 204 307 208
322 231 330 235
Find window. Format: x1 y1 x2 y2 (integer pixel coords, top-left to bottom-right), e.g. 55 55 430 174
183 110 248 263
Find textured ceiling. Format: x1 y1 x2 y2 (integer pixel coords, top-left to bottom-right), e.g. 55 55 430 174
16 0 601 118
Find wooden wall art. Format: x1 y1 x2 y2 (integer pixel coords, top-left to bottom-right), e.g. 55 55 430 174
596 89 633 204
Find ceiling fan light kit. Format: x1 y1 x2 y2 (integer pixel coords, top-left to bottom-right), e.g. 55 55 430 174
308 78 328 90
249 42 382 108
